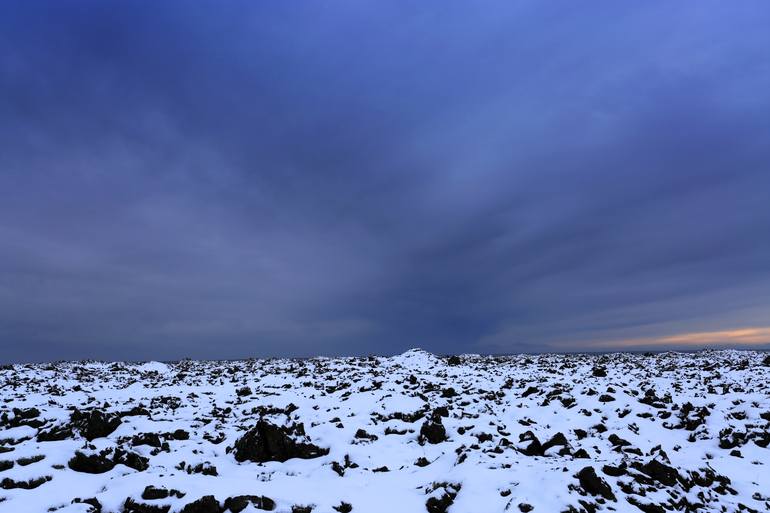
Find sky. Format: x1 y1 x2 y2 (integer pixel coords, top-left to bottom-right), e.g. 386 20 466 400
1 1 770 362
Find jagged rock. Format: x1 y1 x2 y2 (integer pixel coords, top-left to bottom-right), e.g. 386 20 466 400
354 429 378 441
233 420 329 463
601 463 626 477
37 425 73 442
188 462 218 476
114 448 149 471
576 466 615 501
170 429 190 440
68 451 116 474
17 454 44 466
142 486 173 500
224 495 276 512
419 420 447 444
518 431 543 456
70 409 122 441
425 483 461 513
72 497 102 513
123 498 170 513
132 433 162 448
0 475 51 489
541 432 569 453
180 495 222 513
634 459 680 487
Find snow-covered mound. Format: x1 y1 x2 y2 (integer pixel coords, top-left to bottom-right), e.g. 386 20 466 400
134 361 172 374
1 350 769 512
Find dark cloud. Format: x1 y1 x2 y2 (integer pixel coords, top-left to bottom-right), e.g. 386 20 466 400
1 1 770 362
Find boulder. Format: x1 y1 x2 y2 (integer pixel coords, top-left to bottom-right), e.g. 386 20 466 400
233 420 328 463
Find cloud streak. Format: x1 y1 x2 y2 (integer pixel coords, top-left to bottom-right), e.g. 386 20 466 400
563 326 770 351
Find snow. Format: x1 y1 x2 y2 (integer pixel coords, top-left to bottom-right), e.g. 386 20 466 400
134 361 172 374
1 349 769 513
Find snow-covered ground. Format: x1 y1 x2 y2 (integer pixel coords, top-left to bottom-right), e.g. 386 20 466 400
1 349 769 513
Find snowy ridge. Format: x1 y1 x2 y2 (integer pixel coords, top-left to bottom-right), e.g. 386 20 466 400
1 350 769 512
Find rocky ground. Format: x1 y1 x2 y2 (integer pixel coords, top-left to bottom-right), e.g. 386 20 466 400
1 349 769 513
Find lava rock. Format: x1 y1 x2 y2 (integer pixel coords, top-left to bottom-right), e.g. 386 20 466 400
224 495 276 512
70 409 122 441
37 425 74 442
576 466 615 501
233 420 329 463
123 498 170 513
635 459 680 487
180 495 222 513
68 452 116 474
72 497 102 513
419 420 447 444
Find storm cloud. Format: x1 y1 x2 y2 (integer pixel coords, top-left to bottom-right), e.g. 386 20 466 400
1 1 770 362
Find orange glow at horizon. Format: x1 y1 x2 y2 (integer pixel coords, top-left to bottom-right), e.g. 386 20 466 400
580 327 770 349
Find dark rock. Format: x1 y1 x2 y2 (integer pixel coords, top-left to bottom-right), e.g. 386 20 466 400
37 425 74 442
0 475 51 489
608 434 631 447
171 429 190 440
425 483 461 513
419 421 447 444
541 432 569 453
576 466 615 501
133 433 162 448
188 462 218 476
224 495 275 512
123 498 170 513
635 459 679 487
120 406 151 417
68 452 116 474
16 454 44 466
72 497 102 513
431 407 449 419
114 449 149 471
233 420 329 463
626 497 666 513
70 409 122 441
601 463 626 477
142 486 169 500
518 431 543 456
7 408 41 428
180 495 222 513
354 429 378 441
